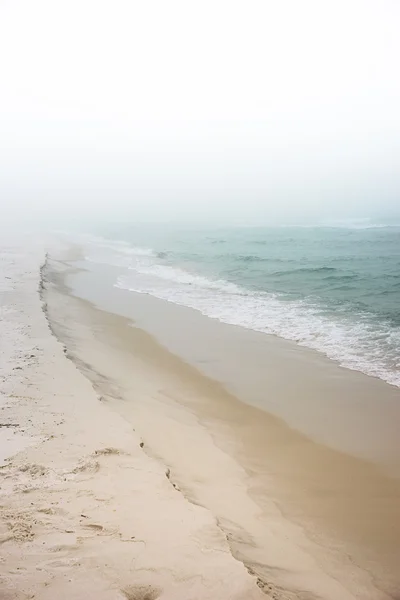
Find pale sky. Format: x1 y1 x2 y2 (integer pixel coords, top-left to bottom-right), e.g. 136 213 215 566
0 0 399 224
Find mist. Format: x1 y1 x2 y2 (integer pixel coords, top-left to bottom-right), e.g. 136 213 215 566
1 0 399 226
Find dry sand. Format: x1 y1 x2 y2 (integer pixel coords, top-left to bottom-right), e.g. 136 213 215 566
0 236 265 600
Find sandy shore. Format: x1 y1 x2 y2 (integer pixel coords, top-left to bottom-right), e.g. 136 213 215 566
66 259 400 475
0 236 265 600
42 246 400 599
2 237 400 600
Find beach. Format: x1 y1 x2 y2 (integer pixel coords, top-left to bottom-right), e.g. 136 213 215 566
0 236 266 600
1 235 400 600
2 0 400 596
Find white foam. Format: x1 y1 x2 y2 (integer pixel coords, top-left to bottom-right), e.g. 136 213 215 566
80 234 400 388
82 235 155 269
116 271 400 388
68 233 155 259
128 263 241 294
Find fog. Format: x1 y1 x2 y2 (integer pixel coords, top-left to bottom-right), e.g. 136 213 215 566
1 0 399 225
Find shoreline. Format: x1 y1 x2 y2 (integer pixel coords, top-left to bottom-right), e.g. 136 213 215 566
0 237 267 599
66 256 400 474
1 236 399 599
44 246 400 598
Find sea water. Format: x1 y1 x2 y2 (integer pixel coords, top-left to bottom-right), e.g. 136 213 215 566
79 222 400 387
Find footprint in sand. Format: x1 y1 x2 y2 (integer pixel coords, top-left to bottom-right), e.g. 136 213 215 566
121 585 161 600
84 523 104 531
94 447 123 456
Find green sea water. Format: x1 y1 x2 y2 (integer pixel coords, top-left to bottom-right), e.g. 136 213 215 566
81 222 400 387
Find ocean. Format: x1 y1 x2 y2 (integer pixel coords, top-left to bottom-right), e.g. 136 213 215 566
80 223 400 388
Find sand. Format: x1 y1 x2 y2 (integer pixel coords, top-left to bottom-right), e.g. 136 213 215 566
66 259 400 474
2 236 400 600
0 236 265 600
47 247 400 599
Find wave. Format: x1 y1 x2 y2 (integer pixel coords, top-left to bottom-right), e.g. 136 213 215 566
272 266 338 277
82 236 156 268
219 254 298 265
239 254 263 262
81 234 155 257
81 233 400 388
209 239 227 244
278 220 399 230
116 265 400 388
128 263 242 294
323 274 357 282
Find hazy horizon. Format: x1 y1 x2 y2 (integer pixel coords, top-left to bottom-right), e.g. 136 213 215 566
1 0 399 226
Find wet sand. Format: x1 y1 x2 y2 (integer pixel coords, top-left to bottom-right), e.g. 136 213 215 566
42 248 400 599
67 259 400 473
0 236 266 600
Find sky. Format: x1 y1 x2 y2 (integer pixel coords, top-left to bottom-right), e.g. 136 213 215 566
0 0 399 225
